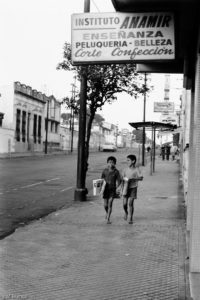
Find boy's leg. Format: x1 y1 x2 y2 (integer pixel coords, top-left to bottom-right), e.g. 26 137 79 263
128 197 135 224
104 198 108 219
107 197 114 224
123 196 128 220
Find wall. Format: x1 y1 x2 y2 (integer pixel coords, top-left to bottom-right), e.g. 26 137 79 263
0 127 15 153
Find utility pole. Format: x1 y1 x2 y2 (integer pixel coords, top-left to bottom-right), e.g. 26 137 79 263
70 76 77 153
115 124 118 147
142 73 147 166
45 99 49 154
74 0 90 201
70 108 74 153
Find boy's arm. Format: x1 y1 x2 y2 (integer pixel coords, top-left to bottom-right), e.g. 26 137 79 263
137 168 143 180
99 170 106 197
116 170 123 192
99 179 106 197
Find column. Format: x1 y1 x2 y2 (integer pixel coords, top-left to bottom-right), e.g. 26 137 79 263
190 54 200 271
186 89 195 231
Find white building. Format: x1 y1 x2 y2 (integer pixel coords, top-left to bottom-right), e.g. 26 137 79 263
0 82 61 154
0 84 15 153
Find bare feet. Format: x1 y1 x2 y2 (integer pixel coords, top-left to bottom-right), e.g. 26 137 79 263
107 220 112 224
124 213 128 221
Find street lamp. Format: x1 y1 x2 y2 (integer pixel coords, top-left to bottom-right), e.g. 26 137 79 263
70 75 77 153
115 123 119 147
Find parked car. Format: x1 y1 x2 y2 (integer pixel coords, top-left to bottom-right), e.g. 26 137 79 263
100 143 117 152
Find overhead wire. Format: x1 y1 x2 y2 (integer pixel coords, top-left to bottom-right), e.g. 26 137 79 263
91 0 100 12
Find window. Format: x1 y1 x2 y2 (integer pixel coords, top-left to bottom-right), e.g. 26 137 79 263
50 99 55 118
0 113 4 127
22 111 26 142
38 115 41 144
27 113 30 143
15 109 21 141
45 117 48 132
55 123 58 133
33 114 37 144
51 121 54 132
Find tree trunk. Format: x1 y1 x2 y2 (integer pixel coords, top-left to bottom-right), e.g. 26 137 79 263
84 112 95 181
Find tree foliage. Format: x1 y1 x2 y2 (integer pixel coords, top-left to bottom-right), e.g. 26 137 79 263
61 113 71 121
132 129 145 144
94 113 105 125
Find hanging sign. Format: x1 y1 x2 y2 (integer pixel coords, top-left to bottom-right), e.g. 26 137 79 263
154 101 174 113
71 12 175 65
160 114 177 125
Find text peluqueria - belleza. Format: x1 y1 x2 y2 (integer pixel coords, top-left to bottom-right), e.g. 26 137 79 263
73 31 174 60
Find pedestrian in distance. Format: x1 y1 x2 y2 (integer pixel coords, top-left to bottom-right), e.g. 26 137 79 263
166 145 171 160
100 156 121 224
161 145 165 160
147 146 151 153
171 145 177 161
121 154 143 224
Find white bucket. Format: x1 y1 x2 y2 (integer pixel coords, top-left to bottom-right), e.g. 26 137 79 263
93 179 104 196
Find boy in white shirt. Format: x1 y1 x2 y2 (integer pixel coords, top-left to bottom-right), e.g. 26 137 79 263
121 154 143 224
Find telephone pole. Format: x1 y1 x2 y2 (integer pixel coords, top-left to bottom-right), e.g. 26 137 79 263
70 76 77 153
74 0 90 201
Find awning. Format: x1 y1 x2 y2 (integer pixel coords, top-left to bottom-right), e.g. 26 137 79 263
111 0 199 75
129 121 177 131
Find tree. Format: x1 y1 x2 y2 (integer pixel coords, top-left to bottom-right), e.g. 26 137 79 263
94 113 105 126
61 112 71 121
132 129 147 144
57 42 149 180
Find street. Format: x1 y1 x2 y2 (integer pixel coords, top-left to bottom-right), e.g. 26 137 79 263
0 149 132 239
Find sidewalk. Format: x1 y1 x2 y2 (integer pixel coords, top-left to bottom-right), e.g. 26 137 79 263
0 150 71 159
0 158 191 299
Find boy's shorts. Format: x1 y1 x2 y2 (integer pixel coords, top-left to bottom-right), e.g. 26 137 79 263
126 187 137 199
103 187 116 199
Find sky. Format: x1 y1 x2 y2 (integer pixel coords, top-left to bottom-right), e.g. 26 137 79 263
0 0 183 130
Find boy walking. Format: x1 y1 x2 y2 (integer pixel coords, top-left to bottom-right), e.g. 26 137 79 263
121 154 143 224
100 156 121 224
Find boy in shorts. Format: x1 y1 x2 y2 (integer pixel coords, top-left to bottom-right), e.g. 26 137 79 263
100 156 121 224
121 154 143 224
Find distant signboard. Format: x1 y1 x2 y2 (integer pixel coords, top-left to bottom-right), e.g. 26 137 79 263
154 101 174 113
122 128 129 135
71 12 175 65
160 114 177 125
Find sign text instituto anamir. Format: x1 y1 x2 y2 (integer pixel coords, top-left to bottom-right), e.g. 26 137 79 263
71 12 175 65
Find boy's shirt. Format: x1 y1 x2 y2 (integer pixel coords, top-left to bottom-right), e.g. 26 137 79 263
122 167 142 188
101 167 121 190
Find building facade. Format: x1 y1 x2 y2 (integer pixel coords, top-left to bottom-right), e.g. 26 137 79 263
44 95 61 152
0 82 61 154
